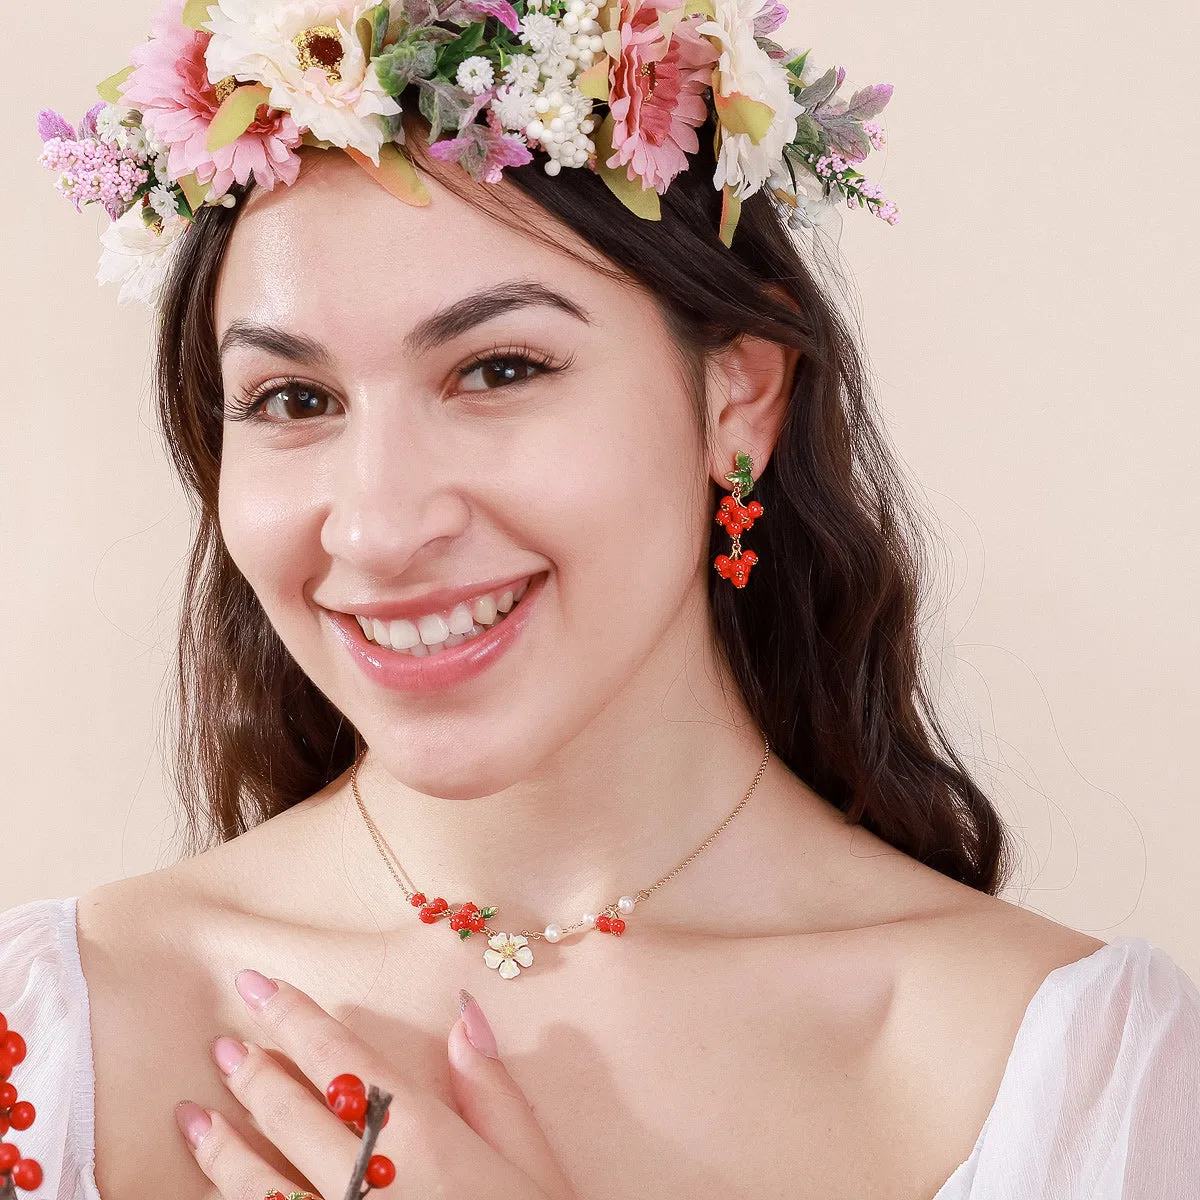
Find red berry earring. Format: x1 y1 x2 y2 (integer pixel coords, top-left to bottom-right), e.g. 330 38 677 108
713 450 764 588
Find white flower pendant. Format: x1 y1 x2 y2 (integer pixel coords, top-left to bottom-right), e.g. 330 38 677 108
483 932 534 979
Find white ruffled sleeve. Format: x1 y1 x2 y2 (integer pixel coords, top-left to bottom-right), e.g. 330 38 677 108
0 896 101 1199
938 935 1200 1198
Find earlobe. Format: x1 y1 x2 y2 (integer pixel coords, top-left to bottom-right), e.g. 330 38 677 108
706 332 799 490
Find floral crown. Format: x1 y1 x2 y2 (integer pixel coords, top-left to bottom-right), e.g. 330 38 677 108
36 0 898 307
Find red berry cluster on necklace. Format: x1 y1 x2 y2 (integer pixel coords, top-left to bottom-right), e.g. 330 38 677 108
324 1074 395 1190
0 1010 42 1195
595 914 626 935
410 893 497 940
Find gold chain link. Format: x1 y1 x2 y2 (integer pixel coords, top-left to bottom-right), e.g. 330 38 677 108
351 731 771 942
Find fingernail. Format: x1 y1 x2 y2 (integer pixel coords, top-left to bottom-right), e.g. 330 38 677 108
175 1100 211 1149
458 989 500 1059
235 968 278 1009
211 1035 248 1076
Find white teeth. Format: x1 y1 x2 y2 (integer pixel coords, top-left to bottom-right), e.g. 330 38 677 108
418 613 450 645
447 603 475 635
352 574 537 653
472 593 498 625
388 618 421 649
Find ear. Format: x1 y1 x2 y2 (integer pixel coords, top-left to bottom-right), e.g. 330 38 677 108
704 325 799 493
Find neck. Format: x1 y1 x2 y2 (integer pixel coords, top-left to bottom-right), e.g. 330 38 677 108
334 635 782 937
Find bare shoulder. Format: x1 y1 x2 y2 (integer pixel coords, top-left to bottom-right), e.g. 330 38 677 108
868 885 1106 1185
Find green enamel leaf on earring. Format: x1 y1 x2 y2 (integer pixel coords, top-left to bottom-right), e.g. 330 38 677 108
459 928 474 940
724 451 755 498
480 906 498 919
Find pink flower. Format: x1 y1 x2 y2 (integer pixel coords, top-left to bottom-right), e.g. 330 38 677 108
37 119 149 220
427 107 533 184
606 0 717 194
121 0 302 198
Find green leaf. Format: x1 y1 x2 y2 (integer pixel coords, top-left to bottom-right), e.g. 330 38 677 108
723 450 755 496
576 55 610 101
459 928 474 940
374 37 439 96
798 66 838 112
594 113 661 221
713 91 774 145
434 21 486 76
206 83 271 153
719 183 741 248
96 66 133 104
345 144 431 206
176 172 209 213
181 0 215 29
417 78 473 141
480 906 498 919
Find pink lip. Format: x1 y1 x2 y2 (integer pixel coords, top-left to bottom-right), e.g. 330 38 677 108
324 571 547 694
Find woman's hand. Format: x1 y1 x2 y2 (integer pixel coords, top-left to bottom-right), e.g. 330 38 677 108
173 970 576 1200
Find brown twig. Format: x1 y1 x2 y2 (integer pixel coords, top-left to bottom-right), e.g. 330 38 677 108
342 1083 393 1200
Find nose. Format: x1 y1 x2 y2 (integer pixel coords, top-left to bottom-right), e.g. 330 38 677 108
319 400 470 577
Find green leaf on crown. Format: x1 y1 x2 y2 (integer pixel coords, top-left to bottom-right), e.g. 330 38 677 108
375 36 440 96
96 66 133 104
593 113 661 221
713 91 774 145
719 183 742 248
206 84 271 153
434 21 487 76
181 0 214 30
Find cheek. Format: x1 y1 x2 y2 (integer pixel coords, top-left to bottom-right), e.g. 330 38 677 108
217 442 322 617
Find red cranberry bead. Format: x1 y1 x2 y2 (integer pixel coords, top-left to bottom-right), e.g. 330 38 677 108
9 1100 35 1130
410 892 426 907
3 1032 26 1067
12 1158 43 1189
418 907 439 923
366 1153 397 1187
333 1089 367 1123
610 918 626 935
0 1080 15 1105
596 914 611 932
0 1142 18 1170
326 1073 365 1107
431 897 449 912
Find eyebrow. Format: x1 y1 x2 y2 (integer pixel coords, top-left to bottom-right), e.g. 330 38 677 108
217 280 592 365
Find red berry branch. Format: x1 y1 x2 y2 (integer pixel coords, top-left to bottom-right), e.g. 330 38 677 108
0 1010 43 1195
326 1074 395 1198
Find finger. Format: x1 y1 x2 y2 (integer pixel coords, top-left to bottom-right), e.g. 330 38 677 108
447 991 575 1199
175 1100 317 1199
211 1036 363 1200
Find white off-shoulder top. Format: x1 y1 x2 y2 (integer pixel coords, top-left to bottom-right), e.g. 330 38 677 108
1 895 1198 1197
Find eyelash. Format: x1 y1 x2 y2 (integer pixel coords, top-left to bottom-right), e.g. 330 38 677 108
225 343 573 423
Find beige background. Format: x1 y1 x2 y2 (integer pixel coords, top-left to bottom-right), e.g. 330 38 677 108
3 2 1197 977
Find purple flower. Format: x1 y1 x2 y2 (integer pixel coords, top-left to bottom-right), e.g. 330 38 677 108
752 0 788 37
428 108 533 183
36 109 76 142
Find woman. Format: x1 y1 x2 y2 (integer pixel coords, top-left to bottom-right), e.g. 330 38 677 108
4 0 1197 1196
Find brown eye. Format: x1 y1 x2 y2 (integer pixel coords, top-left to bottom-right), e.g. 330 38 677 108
458 354 551 393
261 386 333 424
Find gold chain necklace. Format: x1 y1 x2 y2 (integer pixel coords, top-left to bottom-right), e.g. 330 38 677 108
351 731 771 980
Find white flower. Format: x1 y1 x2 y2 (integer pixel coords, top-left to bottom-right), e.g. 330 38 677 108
96 206 188 308
696 0 805 199
203 0 401 163
502 54 540 89
492 83 537 132
148 183 180 222
456 55 495 95
519 13 571 66
483 932 534 980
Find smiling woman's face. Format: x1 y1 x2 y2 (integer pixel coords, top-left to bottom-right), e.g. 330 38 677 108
214 149 715 797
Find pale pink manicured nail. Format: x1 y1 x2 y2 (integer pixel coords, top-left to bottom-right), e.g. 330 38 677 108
175 1100 211 1149
211 1035 248 1076
458 989 500 1059
235 968 278 1009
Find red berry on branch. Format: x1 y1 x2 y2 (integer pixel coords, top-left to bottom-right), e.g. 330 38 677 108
0 1114 9 1137
326 1073 365 1106
610 918 626 935
333 1090 367 1123
431 897 448 912
9 1101 34 1131
596 914 611 932
11 1158 42 1189
2 1032 26 1067
366 1153 396 1187
0 1012 7 1037
0 1142 18 1170
410 893 426 907
0 1081 16 1106
418 908 439 923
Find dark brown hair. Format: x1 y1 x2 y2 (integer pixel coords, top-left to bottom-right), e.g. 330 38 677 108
155 115 1016 893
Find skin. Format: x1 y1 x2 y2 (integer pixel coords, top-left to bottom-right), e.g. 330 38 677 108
74 149 1105 1199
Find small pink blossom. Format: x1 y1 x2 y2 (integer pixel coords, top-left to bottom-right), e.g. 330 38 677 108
37 123 149 220
427 107 533 184
606 0 717 195
121 0 302 198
